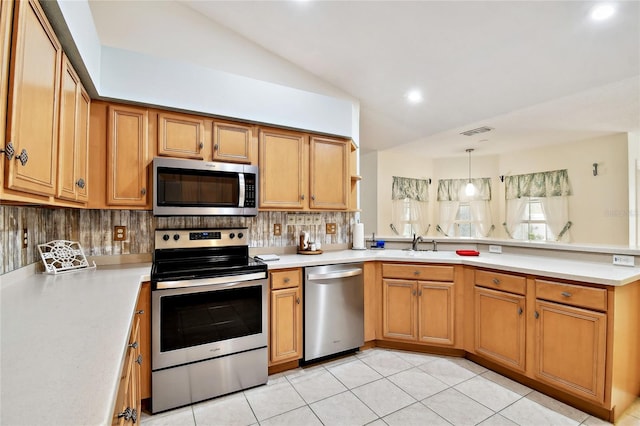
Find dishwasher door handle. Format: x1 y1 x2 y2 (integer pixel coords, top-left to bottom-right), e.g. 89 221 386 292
307 268 363 281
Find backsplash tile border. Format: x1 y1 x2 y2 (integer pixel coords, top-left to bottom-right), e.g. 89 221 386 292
0 206 355 275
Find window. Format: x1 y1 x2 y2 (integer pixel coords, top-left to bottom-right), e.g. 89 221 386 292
454 202 475 237
391 177 430 236
512 198 552 241
436 178 493 238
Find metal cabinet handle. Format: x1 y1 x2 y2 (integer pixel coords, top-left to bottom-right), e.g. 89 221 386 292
199 142 204 150
412 290 417 296
118 407 137 423
283 277 290 283
534 311 539 319
136 354 143 365
214 143 219 151
418 290 423 296
492 278 500 285
518 307 523 315
129 341 139 349
296 297 300 304
311 195 315 201
414 271 420 276
141 188 146 196
561 291 572 297
0 141 15 160
301 194 305 200
76 178 86 189
136 310 144 315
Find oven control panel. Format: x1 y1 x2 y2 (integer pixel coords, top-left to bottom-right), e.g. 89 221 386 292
155 228 248 249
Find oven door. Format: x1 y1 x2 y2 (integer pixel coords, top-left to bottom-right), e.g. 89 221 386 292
152 277 267 371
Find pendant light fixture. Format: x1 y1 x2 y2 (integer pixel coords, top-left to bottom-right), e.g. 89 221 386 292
465 148 476 197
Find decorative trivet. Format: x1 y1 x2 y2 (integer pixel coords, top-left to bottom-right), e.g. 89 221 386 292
37 240 96 275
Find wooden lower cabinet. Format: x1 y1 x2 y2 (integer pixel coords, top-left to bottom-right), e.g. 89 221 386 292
382 274 455 346
112 314 141 425
474 286 526 372
534 299 606 403
138 282 151 400
269 269 303 365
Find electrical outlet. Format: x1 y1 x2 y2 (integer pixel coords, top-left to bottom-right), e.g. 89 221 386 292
304 215 314 225
273 223 282 236
613 254 634 267
489 245 502 254
114 226 127 241
326 223 337 235
296 215 305 226
286 214 297 226
22 228 28 249
313 214 322 225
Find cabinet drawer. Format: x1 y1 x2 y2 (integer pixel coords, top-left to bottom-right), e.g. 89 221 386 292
270 269 302 290
382 264 454 282
536 280 607 312
475 270 526 295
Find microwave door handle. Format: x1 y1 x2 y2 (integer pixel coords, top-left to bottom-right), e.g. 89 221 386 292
238 173 246 207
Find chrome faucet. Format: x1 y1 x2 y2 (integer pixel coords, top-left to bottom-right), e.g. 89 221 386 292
411 234 423 251
431 239 438 252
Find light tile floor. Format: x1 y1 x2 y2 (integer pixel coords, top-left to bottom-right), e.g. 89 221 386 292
141 348 640 426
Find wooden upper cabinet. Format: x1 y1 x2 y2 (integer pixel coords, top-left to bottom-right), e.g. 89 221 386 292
4 0 61 197
57 55 89 203
107 105 149 207
259 128 306 209
309 136 349 210
157 112 205 160
0 0 12 185
213 122 254 164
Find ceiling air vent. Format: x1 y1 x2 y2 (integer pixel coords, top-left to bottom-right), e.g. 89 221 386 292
460 126 494 136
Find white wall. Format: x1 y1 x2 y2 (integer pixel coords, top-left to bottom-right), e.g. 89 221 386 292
366 133 630 245
56 0 358 140
360 151 378 236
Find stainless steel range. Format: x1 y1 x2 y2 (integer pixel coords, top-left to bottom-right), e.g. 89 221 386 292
150 228 268 413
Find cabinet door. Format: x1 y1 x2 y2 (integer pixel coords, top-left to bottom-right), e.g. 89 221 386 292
418 281 454 345
475 287 526 372
259 129 305 209
213 122 253 164
157 112 205 159
382 279 417 341
107 105 149 207
270 286 302 364
5 0 61 196
57 55 89 202
309 136 349 210
534 300 606 403
0 0 12 187
137 282 151 400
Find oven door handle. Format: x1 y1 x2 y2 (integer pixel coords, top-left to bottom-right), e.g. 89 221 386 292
306 268 362 281
154 272 266 290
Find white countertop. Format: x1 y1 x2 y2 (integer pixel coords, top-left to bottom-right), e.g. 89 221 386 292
265 249 640 286
0 263 151 426
2 249 639 425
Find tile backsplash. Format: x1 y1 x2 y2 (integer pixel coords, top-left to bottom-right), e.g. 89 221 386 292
0 206 355 275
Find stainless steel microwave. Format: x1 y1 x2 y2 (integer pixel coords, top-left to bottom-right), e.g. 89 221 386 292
152 157 258 216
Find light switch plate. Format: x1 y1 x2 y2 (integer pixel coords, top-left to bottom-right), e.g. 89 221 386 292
273 223 282 236
613 254 634 266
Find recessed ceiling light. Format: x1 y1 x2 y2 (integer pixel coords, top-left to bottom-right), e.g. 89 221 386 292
406 90 423 104
590 4 615 21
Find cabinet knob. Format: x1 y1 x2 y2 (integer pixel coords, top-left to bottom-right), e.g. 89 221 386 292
412 290 417 296
214 143 219 151
296 297 300 304
199 142 204 150
76 178 86 189
414 271 420 276
418 290 423 296
561 291 572 298
518 307 523 315
311 195 315 201
136 309 144 315
136 354 143 365
117 407 137 422
141 188 146 196
0 141 15 160
129 341 139 349
492 278 500 285
301 194 305 200
283 277 290 283
534 311 540 319
15 149 28 166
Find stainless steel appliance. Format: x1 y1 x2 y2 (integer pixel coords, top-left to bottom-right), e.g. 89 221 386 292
304 263 364 362
150 228 268 413
152 157 258 216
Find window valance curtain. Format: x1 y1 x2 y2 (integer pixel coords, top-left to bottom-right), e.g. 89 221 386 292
437 178 491 202
504 169 572 200
392 176 429 202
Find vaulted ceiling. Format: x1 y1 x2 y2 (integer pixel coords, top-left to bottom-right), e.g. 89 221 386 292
89 1 640 157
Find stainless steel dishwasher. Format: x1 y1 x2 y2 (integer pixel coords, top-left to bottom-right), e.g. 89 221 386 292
304 263 364 362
